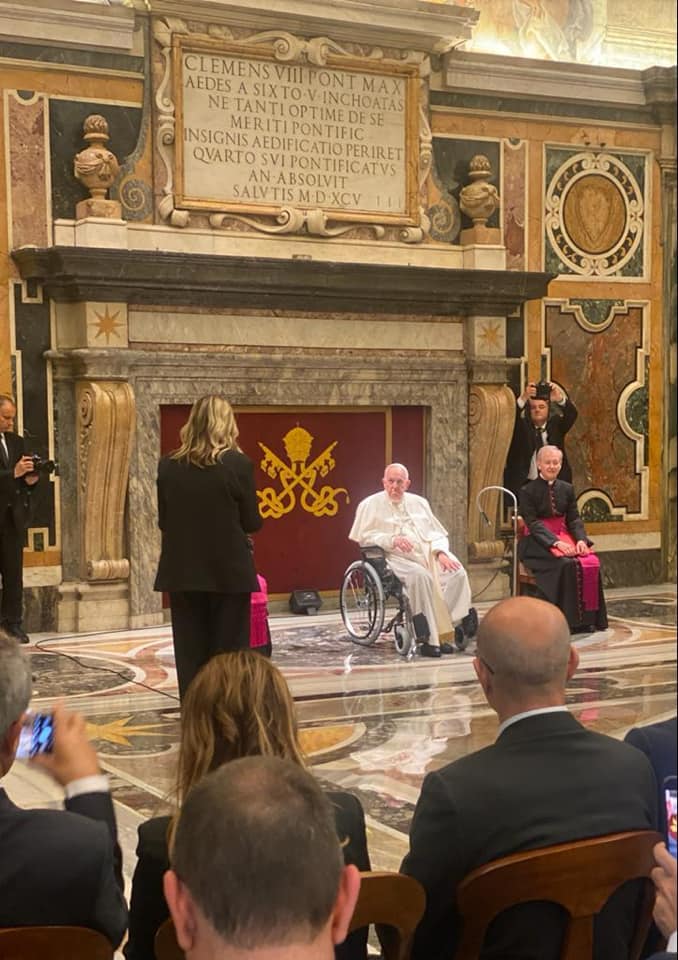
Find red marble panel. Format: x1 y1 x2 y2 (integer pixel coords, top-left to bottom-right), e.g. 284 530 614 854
8 93 49 249
502 139 526 271
545 303 642 514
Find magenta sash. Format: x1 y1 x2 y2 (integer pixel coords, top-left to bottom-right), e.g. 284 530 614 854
537 516 600 612
250 574 270 648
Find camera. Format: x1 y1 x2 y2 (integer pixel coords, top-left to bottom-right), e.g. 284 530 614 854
28 454 58 476
533 381 552 401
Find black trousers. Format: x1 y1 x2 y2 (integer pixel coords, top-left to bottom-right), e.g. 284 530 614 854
0 517 24 626
169 591 251 700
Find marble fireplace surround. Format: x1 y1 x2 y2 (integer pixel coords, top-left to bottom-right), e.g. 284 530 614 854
14 246 552 629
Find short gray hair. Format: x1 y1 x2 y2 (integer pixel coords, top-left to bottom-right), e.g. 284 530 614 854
0 632 32 739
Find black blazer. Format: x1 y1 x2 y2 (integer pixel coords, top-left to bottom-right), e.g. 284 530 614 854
505 399 578 497
0 787 128 946
124 790 370 960
625 717 677 839
154 449 262 593
401 711 658 960
0 431 33 530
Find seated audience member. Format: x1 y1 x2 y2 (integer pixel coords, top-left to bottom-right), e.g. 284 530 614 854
164 756 361 960
519 445 608 633
0 631 127 945
504 380 578 499
625 717 677 838
649 841 678 960
125 651 370 960
400 596 658 960
349 462 477 658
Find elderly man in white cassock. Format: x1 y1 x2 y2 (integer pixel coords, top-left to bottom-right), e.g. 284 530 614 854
349 463 477 658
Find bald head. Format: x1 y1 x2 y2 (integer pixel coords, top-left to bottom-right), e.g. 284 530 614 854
476 597 573 695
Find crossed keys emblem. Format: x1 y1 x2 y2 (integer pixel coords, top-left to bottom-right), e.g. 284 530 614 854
257 426 350 519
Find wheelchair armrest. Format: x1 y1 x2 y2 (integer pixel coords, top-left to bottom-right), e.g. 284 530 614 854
360 545 387 563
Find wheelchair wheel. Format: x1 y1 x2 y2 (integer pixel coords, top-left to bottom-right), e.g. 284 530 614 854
340 561 385 645
393 623 414 658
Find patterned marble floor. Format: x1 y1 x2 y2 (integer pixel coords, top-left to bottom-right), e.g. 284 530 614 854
5 585 677 899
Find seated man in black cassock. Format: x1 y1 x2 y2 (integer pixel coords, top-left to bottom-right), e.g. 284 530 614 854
519 445 607 634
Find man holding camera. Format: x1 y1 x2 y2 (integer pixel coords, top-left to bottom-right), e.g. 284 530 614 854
504 380 578 500
0 394 39 644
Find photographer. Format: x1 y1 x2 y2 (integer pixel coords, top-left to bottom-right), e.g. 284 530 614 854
0 395 39 644
504 380 578 500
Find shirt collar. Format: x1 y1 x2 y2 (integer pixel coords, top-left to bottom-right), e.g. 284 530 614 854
498 705 569 737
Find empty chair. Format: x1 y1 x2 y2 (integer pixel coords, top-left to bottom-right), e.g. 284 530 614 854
0 925 113 960
455 830 662 960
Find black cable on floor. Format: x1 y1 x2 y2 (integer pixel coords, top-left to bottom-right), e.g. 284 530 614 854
31 635 181 703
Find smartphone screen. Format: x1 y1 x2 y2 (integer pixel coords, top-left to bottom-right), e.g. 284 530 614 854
665 777 677 859
16 712 55 760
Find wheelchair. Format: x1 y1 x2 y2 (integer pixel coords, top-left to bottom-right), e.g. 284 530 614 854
339 546 418 657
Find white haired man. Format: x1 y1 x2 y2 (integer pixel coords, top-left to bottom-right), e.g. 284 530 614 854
349 464 476 658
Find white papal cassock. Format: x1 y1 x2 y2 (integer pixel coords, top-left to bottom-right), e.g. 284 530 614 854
348 491 472 646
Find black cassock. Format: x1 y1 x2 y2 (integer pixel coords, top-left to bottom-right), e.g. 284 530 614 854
518 477 608 631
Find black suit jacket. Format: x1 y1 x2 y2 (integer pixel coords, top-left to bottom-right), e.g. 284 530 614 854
154 449 262 593
401 711 658 960
0 431 33 530
625 717 677 839
505 399 578 497
125 790 370 960
519 477 588 549
0 786 128 946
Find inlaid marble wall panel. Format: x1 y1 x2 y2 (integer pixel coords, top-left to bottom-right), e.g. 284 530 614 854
544 146 648 279
6 91 49 250
502 138 527 271
543 298 649 522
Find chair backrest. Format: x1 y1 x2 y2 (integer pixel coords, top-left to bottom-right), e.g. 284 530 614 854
455 830 662 960
348 871 426 960
0 925 113 960
155 918 184 960
155 871 427 960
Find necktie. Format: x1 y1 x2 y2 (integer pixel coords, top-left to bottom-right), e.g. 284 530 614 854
0 433 8 467
535 427 546 448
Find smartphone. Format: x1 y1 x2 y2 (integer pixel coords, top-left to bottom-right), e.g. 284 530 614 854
665 776 677 859
16 712 55 760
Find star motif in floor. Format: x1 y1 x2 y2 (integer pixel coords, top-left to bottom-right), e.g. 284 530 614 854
86 716 170 747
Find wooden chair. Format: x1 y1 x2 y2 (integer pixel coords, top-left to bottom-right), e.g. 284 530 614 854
154 871 426 960
348 871 426 960
515 515 538 593
455 830 662 960
0 925 113 960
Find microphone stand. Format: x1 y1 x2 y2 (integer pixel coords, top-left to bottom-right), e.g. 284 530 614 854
476 486 520 597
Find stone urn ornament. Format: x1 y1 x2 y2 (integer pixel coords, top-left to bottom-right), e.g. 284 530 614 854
73 114 122 219
459 154 501 244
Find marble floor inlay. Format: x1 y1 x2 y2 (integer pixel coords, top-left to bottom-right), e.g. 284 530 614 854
5 586 677 896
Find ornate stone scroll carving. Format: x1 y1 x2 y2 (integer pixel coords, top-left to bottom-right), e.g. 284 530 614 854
76 381 135 581
152 18 431 242
467 384 515 559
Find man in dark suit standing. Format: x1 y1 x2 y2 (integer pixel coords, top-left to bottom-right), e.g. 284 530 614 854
504 380 578 499
401 595 658 960
0 631 127 944
0 395 39 643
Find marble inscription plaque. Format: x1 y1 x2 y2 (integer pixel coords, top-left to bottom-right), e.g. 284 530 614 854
175 44 415 221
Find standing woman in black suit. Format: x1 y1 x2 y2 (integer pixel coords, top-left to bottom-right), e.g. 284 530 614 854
154 395 262 699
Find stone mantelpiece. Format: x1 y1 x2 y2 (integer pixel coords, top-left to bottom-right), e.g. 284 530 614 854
13 247 552 317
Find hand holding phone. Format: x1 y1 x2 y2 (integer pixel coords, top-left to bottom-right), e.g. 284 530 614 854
665 776 677 859
29 704 101 786
16 712 54 760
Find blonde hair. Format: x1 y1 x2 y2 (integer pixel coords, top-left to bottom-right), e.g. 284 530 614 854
176 652 306 806
171 395 241 467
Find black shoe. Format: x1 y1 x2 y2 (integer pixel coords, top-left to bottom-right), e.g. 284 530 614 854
461 607 479 639
418 642 441 658
4 623 29 644
454 625 469 651
571 624 596 635
439 641 455 655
